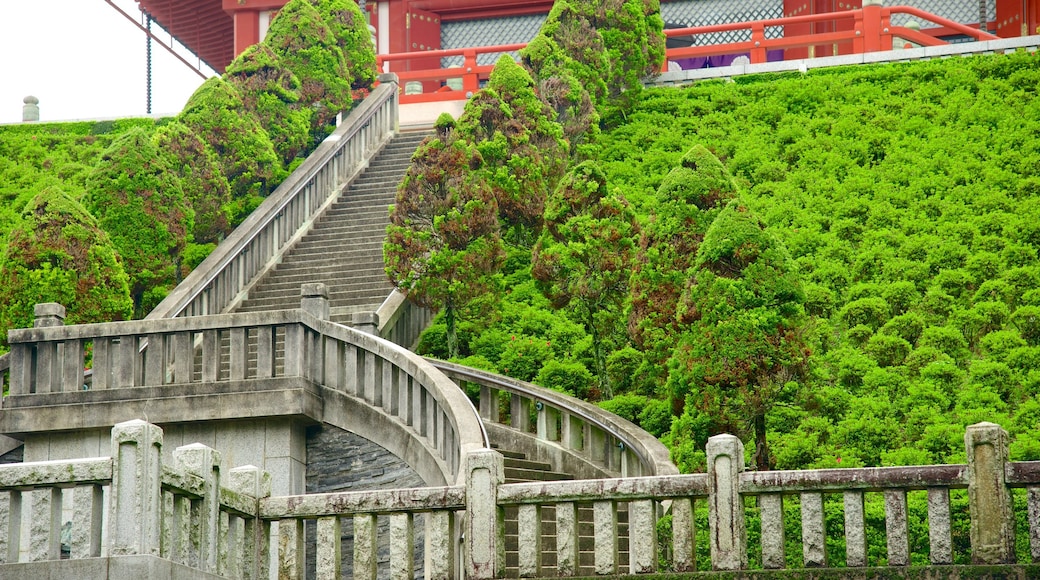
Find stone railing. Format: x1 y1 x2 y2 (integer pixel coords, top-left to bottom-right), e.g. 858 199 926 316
375 290 433 351
260 421 1040 579
2 294 487 486
431 361 677 479
0 420 270 579
147 74 400 320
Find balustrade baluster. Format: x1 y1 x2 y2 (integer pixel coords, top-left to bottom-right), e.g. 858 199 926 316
518 504 541 577
593 500 618 574
230 327 247 381
363 351 378 404
671 497 695 572
383 356 396 414
29 487 61 561
479 385 499 422
324 337 341 389
426 511 454 580
72 484 103 559
0 490 22 563
160 490 173 560
801 492 826 567
885 489 909 566
35 341 58 393
171 494 191 564
226 514 244 579
201 329 219 383
62 338 84 392
217 510 230 575
537 404 559 442
396 369 410 422
144 334 165 385
928 487 953 564
173 331 192 383
760 493 785 569
630 499 657 573
1030 486 1040 563
278 519 304 580
389 513 414 580
844 490 867 567
257 326 275 379
354 513 377 580
510 394 530 432
316 515 341 580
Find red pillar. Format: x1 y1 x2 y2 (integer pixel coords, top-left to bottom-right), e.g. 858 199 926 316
223 0 289 58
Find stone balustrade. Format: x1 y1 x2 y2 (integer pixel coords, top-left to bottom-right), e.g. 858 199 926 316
431 361 677 480
2 294 487 487
147 74 400 321
3 420 1039 579
0 420 270 579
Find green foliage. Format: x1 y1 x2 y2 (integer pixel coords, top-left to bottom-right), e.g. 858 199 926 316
264 0 353 142
385 129 505 358
310 0 377 90
534 359 595 398
0 187 132 344
84 128 192 314
532 161 638 396
153 122 232 244
225 43 313 166
178 77 281 222
456 55 569 240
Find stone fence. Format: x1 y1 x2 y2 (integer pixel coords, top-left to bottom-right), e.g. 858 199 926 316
432 360 677 480
0 419 270 579
2 420 1039 578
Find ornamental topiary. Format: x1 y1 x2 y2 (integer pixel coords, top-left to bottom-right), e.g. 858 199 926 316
178 77 281 224
0 186 132 344
264 0 353 142
85 128 193 315
311 0 377 90
153 121 232 244
225 43 313 166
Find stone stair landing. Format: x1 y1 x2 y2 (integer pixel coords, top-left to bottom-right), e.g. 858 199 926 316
236 131 431 325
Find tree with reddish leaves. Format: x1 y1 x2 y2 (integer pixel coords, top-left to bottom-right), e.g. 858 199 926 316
384 116 505 359
456 55 568 245
628 145 739 397
668 200 809 471
532 161 637 397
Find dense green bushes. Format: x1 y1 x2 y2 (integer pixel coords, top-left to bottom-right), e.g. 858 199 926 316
413 47 1040 478
0 0 376 344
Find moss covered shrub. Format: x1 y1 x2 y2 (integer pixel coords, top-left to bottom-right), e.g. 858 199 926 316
0 186 132 342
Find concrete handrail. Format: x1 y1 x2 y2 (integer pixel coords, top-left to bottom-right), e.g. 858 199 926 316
430 360 677 478
3 299 487 486
147 74 400 320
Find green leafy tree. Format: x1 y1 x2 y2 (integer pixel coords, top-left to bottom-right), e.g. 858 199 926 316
153 122 231 245
0 187 132 344
456 55 569 243
225 43 313 166
384 117 505 359
532 162 638 397
669 201 809 470
311 0 377 90
85 128 193 315
264 0 353 142
178 77 281 224
628 145 739 397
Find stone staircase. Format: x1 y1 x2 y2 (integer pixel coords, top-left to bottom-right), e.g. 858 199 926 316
236 131 431 325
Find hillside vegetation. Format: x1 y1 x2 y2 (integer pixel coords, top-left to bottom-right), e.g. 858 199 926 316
412 48 1040 474
0 0 374 337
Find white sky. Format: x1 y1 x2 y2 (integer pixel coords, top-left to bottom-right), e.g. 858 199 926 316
0 0 217 124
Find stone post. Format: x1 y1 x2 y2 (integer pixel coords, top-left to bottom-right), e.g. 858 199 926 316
301 283 330 320
707 433 746 570
108 419 163 556
965 422 1016 564
354 312 379 335
464 449 504 579
176 443 222 573
22 96 39 122
228 465 272 580
33 303 66 327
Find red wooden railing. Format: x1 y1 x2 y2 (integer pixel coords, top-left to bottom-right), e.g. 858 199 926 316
378 5 998 104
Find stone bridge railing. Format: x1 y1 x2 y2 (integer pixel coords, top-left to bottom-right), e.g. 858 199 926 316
5 420 1039 579
147 74 400 320
1 295 487 487
432 360 677 480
